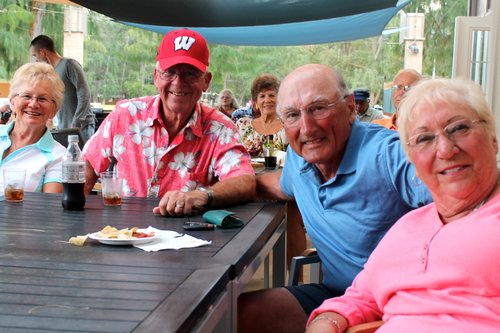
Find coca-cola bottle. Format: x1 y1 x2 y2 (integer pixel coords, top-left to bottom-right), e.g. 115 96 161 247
61 134 86 210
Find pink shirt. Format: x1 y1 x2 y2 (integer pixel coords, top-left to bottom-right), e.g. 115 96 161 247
83 95 254 198
310 194 500 332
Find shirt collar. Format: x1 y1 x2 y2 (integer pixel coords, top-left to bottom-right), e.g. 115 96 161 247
152 96 205 138
1 121 54 152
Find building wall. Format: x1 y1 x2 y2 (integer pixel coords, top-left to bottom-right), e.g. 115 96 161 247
62 6 87 66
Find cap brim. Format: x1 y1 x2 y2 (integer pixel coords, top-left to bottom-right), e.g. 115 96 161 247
158 56 207 72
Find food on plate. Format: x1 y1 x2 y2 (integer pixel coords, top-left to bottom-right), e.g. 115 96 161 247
97 226 155 239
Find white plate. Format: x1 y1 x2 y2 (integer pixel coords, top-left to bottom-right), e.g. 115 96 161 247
89 229 158 245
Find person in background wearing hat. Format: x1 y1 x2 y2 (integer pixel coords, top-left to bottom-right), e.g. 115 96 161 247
82 28 255 215
353 88 384 122
372 69 422 130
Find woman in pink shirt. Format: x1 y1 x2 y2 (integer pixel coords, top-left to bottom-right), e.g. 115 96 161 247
306 78 500 333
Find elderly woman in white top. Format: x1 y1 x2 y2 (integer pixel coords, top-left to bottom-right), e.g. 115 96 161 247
0 62 66 193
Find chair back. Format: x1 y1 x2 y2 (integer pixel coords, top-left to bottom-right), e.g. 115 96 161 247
50 128 85 149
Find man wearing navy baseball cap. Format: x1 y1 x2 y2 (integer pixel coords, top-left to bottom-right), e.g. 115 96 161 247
83 28 255 215
353 88 384 122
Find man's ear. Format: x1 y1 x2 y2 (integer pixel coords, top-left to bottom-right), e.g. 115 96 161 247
202 71 212 92
344 94 356 120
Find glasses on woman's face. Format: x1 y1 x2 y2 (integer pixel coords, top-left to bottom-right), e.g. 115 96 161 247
407 118 485 152
157 68 204 83
16 93 55 106
278 98 344 128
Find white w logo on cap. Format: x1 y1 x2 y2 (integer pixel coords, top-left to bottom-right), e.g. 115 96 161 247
174 36 195 51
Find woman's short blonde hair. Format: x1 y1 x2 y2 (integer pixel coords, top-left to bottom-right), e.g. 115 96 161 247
9 62 65 111
397 77 496 157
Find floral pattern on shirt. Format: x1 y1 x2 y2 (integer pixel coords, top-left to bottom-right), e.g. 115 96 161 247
83 95 254 198
235 117 288 157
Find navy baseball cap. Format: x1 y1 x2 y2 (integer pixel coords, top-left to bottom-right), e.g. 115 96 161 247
353 89 370 101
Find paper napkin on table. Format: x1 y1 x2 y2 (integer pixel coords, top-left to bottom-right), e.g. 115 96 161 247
134 226 211 252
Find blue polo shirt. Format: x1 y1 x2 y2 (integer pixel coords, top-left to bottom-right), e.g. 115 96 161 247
281 121 431 294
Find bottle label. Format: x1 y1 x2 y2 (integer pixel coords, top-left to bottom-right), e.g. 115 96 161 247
62 162 86 183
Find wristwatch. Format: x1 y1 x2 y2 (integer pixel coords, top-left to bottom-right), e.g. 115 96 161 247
198 187 214 207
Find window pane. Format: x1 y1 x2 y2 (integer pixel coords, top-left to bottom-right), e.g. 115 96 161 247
470 29 490 89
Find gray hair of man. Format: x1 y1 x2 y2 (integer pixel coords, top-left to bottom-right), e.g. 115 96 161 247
397 77 497 157
9 62 65 111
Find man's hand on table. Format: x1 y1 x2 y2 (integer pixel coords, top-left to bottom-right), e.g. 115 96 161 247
153 189 209 216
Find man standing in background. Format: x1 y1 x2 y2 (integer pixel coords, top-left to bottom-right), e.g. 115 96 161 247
30 35 95 142
353 88 384 122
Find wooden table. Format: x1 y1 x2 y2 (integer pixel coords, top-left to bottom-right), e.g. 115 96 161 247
0 193 286 332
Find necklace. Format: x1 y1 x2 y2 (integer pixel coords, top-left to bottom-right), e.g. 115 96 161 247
472 200 486 212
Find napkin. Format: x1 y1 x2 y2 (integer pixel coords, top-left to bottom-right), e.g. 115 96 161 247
134 226 211 252
202 210 244 229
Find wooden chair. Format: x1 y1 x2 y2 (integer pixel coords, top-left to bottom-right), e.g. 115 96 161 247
346 321 383 333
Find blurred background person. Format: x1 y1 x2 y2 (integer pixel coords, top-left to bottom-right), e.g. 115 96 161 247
373 68 421 130
30 35 96 142
216 88 239 117
353 88 384 122
236 73 287 157
0 104 12 125
307 78 500 333
232 99 257 122
0 62 66 193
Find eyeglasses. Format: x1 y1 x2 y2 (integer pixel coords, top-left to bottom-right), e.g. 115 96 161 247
393 84 411 92
407 119 485 152
15 93 55 106
157 68 204 83
278 98 344 127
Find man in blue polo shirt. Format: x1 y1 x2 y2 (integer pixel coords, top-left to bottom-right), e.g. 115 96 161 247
237 64 432 333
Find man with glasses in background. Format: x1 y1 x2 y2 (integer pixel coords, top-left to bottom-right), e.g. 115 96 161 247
83 28 255 215
237 64 431 333
372 68 422 130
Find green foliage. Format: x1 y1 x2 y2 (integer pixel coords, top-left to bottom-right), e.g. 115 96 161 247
405 0 468 76
0 0 33 77
84 13 161 102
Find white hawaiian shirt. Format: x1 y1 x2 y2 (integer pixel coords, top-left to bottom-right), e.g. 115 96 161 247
83 95 254 198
